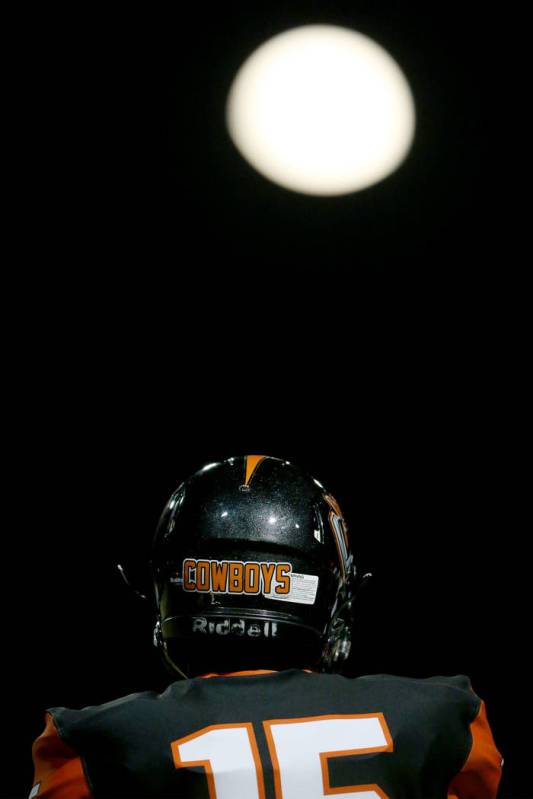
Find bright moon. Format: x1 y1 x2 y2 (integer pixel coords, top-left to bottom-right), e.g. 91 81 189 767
226 25 416 196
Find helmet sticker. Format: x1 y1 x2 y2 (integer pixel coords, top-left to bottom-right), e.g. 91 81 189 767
177 559 319 605
181 558 290 596
264 571 319 605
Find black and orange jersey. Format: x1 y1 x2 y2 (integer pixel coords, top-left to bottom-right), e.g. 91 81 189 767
30 669 503 799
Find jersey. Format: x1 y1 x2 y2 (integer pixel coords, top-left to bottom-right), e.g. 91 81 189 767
30 669 503 799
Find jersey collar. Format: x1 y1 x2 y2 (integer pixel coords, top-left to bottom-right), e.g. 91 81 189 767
197 668 315 678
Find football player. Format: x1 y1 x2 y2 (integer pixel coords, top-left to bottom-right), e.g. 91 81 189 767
30 455 503 798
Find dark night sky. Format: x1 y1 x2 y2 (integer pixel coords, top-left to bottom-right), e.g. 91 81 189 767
7 2 524 797
19 2 506 278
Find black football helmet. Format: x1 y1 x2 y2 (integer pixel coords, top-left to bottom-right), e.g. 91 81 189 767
147 455 371 679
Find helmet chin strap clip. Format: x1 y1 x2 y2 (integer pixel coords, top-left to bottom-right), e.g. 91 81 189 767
153 618 162 648
332 634 352 663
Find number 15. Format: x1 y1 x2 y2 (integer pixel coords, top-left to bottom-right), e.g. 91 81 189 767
172 712 393 798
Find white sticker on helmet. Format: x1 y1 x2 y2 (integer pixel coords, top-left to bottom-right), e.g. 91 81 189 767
265 571 319 605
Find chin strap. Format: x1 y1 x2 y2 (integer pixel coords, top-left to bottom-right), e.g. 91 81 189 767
320 571 373 673
117 563 149 601
153 618 189 680
118 561 188 678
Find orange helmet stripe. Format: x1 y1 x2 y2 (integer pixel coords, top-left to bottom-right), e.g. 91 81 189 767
244 455 267 487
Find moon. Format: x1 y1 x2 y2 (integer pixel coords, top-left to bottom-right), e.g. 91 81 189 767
226 25 416 196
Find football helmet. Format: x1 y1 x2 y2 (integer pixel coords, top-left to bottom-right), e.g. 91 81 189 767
145 455 371 679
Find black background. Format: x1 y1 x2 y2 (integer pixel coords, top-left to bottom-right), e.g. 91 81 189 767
8 1 523 797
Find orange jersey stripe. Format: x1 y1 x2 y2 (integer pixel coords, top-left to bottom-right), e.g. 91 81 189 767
447 699 503 799
31 712 92 799
198 668 315 678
